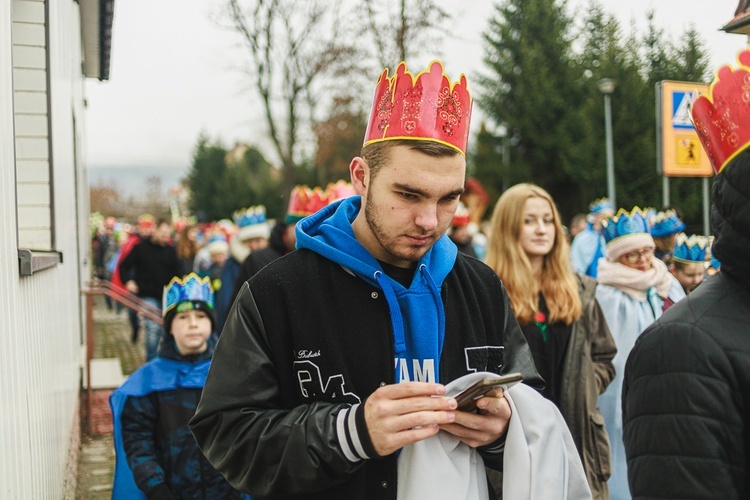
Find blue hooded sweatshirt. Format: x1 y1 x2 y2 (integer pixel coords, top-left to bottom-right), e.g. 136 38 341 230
296 196 457 383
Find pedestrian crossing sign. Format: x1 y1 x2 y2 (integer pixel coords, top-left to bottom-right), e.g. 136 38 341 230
672 91 696 130
657 80 713 177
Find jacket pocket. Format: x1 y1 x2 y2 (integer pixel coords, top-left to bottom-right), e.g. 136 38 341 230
589 409 612 481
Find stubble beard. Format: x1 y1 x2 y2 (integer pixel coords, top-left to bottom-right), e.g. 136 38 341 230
364 188 431 264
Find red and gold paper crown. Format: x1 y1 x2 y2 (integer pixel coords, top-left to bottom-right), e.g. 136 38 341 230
326 180 358 202
363 60 472 155
286 185 331 223
691 49 750 174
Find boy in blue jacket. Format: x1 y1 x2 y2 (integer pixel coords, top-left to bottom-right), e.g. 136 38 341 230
110 273 242 499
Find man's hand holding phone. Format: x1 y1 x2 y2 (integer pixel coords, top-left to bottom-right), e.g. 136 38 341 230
440 373 522 448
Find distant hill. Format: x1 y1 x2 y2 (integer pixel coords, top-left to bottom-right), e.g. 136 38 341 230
88 164 188 198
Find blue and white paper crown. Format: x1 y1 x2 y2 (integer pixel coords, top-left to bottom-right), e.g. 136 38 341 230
601 207 651 244
650 210 685 238
589 198 614 215
233 205 267 228
233 205 270 241
206 233 229 255
162 273 214 314
672 233 709 263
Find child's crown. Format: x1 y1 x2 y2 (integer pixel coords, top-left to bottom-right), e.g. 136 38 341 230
673 233 710 263
233 205 267 228
162 273 214 315
589 198 614 214
650 210 685 238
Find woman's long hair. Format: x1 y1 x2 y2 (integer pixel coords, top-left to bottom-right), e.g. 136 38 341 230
176 225 199 261
484 183 582 326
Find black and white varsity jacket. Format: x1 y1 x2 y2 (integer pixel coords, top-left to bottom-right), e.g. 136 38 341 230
190 249 542 499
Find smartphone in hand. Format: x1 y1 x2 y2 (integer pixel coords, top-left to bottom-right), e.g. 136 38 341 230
454 373 523 412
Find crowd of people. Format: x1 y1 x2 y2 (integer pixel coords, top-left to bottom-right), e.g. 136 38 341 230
96 55 748 499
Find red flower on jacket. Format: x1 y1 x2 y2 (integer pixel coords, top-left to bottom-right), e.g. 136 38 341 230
534 311 546 323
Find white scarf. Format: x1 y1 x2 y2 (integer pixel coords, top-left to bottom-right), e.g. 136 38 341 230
596 257 673 301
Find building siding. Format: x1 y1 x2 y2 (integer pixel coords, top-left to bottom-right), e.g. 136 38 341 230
12 0 51 250
1 0 89 496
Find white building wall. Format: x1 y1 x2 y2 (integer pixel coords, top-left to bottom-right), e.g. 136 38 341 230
1 0 89 496
13 0 52 250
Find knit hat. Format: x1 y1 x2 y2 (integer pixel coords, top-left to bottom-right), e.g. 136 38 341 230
162 273 215 334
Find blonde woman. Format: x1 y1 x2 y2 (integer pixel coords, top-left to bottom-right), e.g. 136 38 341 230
485 183 616 499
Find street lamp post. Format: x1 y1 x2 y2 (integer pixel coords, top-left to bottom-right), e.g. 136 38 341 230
598 78 617 207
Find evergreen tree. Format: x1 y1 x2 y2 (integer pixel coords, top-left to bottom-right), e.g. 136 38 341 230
469 121 505 206
477 0 712 222
187 135 229 221
479 0 585 217
187 135 282 221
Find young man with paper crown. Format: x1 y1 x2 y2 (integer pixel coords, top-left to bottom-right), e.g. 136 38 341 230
191 61 592 498
623 49 750 498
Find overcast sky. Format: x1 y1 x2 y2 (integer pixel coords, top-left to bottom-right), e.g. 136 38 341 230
85 0 749 171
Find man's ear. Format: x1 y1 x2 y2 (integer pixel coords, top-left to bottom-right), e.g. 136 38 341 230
349 157 368 195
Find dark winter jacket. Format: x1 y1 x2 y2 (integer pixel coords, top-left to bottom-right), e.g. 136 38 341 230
118 237 180 300
622 151 750 498
190 251 542 499
118 332 243 499
230 221 290 303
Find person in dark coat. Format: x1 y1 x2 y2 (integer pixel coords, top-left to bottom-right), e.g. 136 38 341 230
215 206 270 335
230 205 301 304
622 51 750 499
118 218 180 361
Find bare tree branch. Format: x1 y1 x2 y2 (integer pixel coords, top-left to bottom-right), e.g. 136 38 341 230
362 0 450 69
224 0 360 201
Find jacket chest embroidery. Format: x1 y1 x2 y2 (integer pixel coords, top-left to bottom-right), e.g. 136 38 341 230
293 360 361 404
463 346 505 373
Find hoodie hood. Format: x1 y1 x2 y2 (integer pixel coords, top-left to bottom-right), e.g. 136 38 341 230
296 196 457 382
